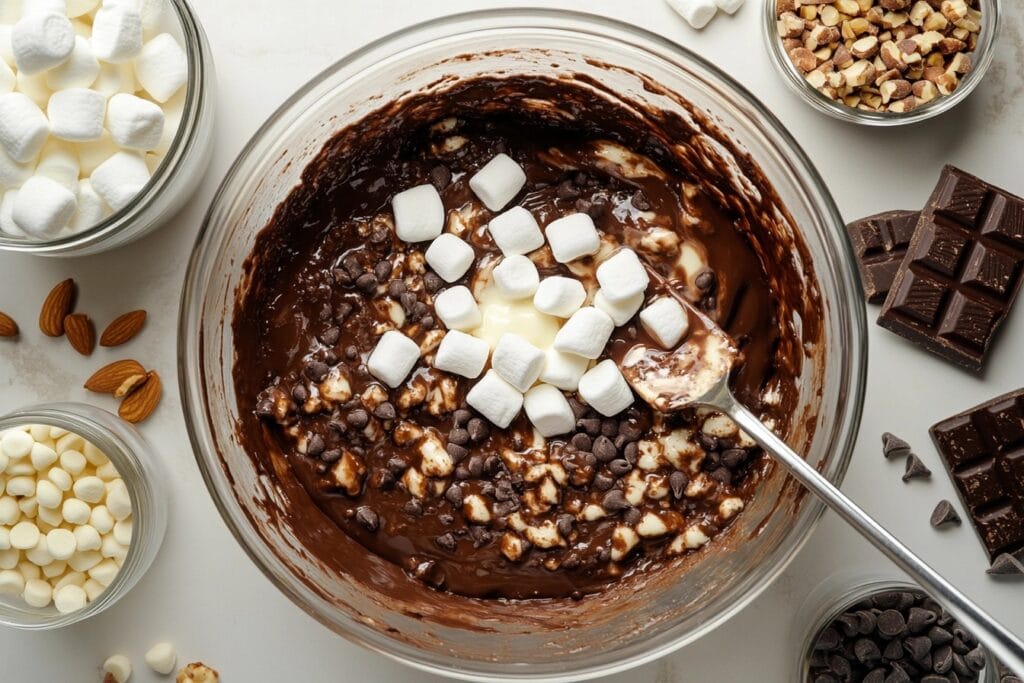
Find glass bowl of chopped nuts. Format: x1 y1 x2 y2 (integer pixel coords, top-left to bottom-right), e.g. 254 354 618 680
765 0 1000 125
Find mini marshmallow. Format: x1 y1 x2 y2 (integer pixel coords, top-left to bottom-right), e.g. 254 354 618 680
424 232 474 283
54 583 87 613
715 0 745 14
553 307 614 360
0 146 30 189
366 330 420 388
62 498 91 526
22 0 68 14
23 577 52 607
0 60 13 94
433 330 489 379
7 476 35 497
48 467 72 491
523 384 576 437
594 288 643 326
469 153 526 212
89 505 114 534
35 479 61 508
486 205 543 256
48 88 106 142
392 183 444 243
466 369 523 429
539 348 590 392
12 12 75 75
0 496 18 524
113 518 131 545
578 359 635 417
106 479 131 520
533 276 586 318
0 92 49 162
67 549 102 572
36 140 81 189
10 521 39 550
1 429 33 458
0 569 24 595
60 448 86 475
90 151 150 210
73 524 101 552
491 333 545 392
491 254 539 300
640 296 689 349
145 642 177 675
107 92 164 150
666 0 718 29
433 285 481 331
102 654 132 683
70 179 108 232
46 36 100 90
30 441 57 470
545 212 601 263
16 70 51 108
91 5 142 63
0 26 13 66
12 176 77 238
134 32 186 102
73 475 105 504
596 248 649 303
46 528 77 560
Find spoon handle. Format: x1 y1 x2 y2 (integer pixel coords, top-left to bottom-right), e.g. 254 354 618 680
716 388 1024 677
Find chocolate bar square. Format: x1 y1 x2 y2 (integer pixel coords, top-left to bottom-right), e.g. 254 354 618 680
845 210 920 303
930 389 1024 561
878 166 1024 372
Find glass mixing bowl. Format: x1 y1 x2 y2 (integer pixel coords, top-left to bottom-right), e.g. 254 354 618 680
179 9 867 682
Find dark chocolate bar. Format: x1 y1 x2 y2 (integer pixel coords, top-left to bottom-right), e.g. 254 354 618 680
878 166 1024 372
929 388 1024 561
846 210 920 303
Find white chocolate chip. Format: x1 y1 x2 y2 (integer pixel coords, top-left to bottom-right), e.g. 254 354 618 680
102 654 132 683
144 642 177 675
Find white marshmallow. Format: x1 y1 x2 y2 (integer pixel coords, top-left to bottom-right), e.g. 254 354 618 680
715 0 745 14
0 496 18 525
469 153 526 212
48 467 72 491
62 498 91 525
491 254 539 300
640 296 689 349
486 205 543 256
60 449 86 475
70 178 108 232
491 332 545 392
392 183 444 243
366 330 420 388
433 330 489 379
91 5 142 63
83 577 104 601
10 521 39 549
67 549 102 572
133 32 185 102
90 151 149 210
594 288 644 326
666 0 718 28
433 285 481 332
105 479 131 520
0 59 13 94
545 212 601 263
0 147 31 190
102 654 132 683
523 384 576 438
596 248 649 303
46 528 76 560
23 577 52 607
73 476 105 504
106 92 163 150
46 36 100 90
539 349 589 392
67 0 102 18
1 429 32 458
93 61 137 96
0 569 24 595
36 139 80 189
466 369 523 428
73 524 101 552
12 12 75 75
578 359 634 417
553 307 614 360
35 479 61 508
533 276 586 318
53 583 87 613
30 441 57 470
424 232 474 283
12 175 77 238
113 518 131 545
48 87 106 142
145 642 177 675
0 92 49 162
89 505 113 533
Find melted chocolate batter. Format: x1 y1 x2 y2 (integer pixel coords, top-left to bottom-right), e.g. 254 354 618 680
233 77 807 601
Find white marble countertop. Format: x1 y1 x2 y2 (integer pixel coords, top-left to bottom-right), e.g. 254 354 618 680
2 1 1023 680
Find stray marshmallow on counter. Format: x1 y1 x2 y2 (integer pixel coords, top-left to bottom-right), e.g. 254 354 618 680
665 0 718 29
469 153 526 212
0 0 190 241
0 424 133 614
144 641 177 675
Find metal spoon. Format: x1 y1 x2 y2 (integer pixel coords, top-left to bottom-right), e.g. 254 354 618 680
618 269 1024 676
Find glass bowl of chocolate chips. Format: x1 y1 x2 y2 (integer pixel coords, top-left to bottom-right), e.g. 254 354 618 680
181 8 868 682
765 0 1000 125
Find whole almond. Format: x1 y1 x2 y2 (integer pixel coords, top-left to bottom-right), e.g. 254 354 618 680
119 370 162 423
85 359 147 394
100 310 147 347
39 278 76 337
64 314 95 355
0 311 17 338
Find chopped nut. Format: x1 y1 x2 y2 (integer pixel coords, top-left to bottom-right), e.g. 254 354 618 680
880 78 912 102
177 663 219 683
935 71 958 95
908 0 932 25
800 4 819 20
851 35 880 58
836 0 862 15
833 43 855 68
778 12 807 38
842 59 877 87
940 0 967 24
819 5 841 26
887 95 918 112
946 51 971 74
923 10 948 32
331 451 366 496
789 46 819 72
500 532 526 561
806 70 828 88
912 79 939 101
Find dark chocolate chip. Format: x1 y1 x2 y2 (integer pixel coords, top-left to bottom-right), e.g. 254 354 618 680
306 434 325 457
568 398 589 420
907 607 937 633
885 662 910 683
467 455 485 478
448 428 470 446
335 302 353 322
355 272 378 294
423 272 442 293
483 454 502 476
964 647 986 672
467 418 489 443
905 635 932 661
902 454 932 482
320 327 341 345
332 268 352 285
373 402 396 420
987 553 1024 576
403 499 422 515
375 469 395 490
602 489 630 511
883 638 904 661
388 280 407 298
933 644 954 674
578 417 601 436
304 361 329 381
592 473 614 491
571 433 592 451
928 626 953 646
420 315 434 329
721 448 748 469
399 292 417 314
346 409 369 428
320 449 341 464
930 500 962 528
386 457 407 475
355 506 379 532
631 189 651 211
882 432 912 459
429 164 452 189
593 435 617 462
453 409 472 427
815 627 842 651
855 638 882 665
623 441 639 465
435 533 457 551
469 525 492 548
254 399 274 418
446 443 469 463
695 432 719 452
600 418 618 438
837 612 860 637
445 484 464 507
373 261 392 281
878 609 907 638
669 471 689 499
694 270 717 292
344 344 358 360
608 459 632 476
711 467 733 485
623 507 642 526
863 670 885 683
411 301 429 320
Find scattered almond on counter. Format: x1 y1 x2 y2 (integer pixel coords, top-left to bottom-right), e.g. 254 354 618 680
0 311 18 337
117 370 161 424
99 310 147 347
38 278 76 337
84 360 148 395
64 312 95 355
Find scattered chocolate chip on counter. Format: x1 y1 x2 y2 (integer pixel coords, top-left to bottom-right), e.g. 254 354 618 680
776 0 982 114
985 553 1024 578
930 500 961 528
902 453 932 482
847 211 920 303
882 431 913 459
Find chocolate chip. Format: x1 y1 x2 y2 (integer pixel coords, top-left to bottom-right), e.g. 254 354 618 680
355 506 379 532
882 432 912 459
816 627 841 651
448 428 470 446
623 507 642 526
411 301 429 320
435 533 457 551
335 302 353 323
855 609 877 634
399 292 417 314
877 610 907 638
885 663 910 683
905 635 932 661
332 268 352 285
355 272 378 294
445 484 464 507
555 179 579 200
863 670 885 683
592 473 614 491
386 457 407 475
593 435 617 462
344 344 358 360
371 402 395 421
439 513 454 526
387 280 407 298
902 454 932 482
571 433 592 451
375 469 396 490
467 418 489 443
568 398 589 420
255 399 274 418
319 326 341 346
346 409 369 428
600 419 618 438
907 607 937 633
710 467 733 485
929 500 961 528
964 647 985 672
933 644 954 674
420 315 434 329
423 272 442 293
694 270 717 292
306 434 325 457
369 227 389 244
602 489 630 511
623 442 639 465
453 409 471 427
987 553 1024 576
446 443 469 463
854 638 881 665
837 612 860 637
582 451 597 467
928 626 953 646
882 638 904 661
429 164 452 189
304 361 329 382
403 498 422 515
556 514 574 538
721 448 748 469
701 452 721 471
669 471 689 499
578 418 601 436
463 455 483 478
469 525 492 548
608 459 632 476
695 432 719 452
483 454 502 476
341 254 362 278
